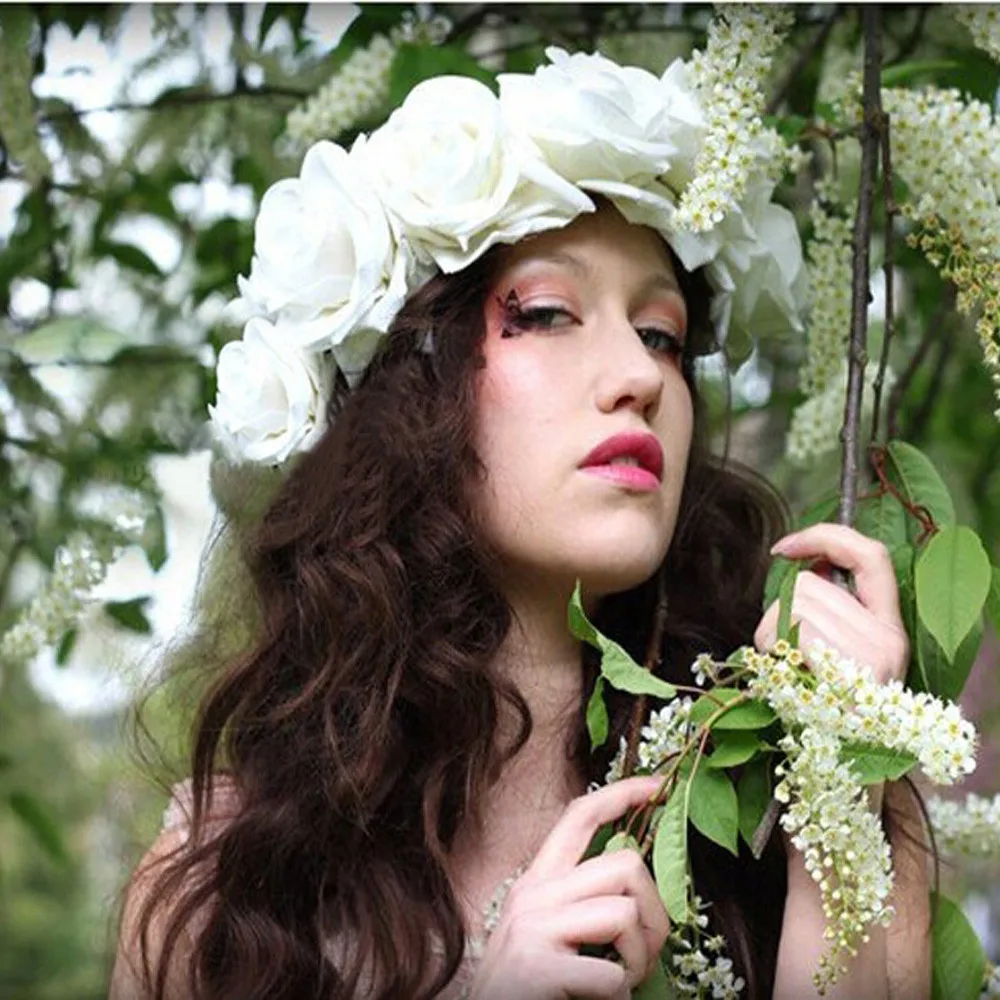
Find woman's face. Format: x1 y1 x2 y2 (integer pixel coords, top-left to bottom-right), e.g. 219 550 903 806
474 205 694 602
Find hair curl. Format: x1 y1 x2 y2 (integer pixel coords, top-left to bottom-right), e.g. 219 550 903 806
128 241 793 1000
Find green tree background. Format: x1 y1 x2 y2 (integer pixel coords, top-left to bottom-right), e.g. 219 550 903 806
0 4 998 997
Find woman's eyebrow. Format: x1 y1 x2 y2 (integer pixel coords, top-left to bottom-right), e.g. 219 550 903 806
635 271 684 300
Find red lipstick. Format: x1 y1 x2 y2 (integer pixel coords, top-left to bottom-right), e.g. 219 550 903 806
579 431 664 492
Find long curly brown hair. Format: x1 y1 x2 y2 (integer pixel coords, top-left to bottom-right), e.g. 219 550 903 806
127 242 793 1000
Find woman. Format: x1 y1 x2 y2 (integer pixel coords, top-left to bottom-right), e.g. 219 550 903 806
111 48 931 1000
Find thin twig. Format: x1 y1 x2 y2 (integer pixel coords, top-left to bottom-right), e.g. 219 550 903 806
838 7 883 529
885 295 952 439
767 8 841 115
870 112 896 446
890 5 931 65
622 575 669 779
905 323 952 443
38 85 308 124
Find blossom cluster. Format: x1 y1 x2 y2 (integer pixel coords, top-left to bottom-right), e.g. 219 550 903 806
0 493 149 667
675 4 794 232
906 215 1000 420
984 962 1000 1000
284 14 453 149
211 43 809 465
670 918 745 999
744 641 977 785
774 727 895 992
285 34 398 149
927 792 1000 859
606 696 695 781
952 5 1000 63
786 359 895 467
799 198 855 397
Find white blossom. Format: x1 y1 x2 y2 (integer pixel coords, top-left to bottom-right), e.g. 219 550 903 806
927 793 1000 859
787 359 895 467
673 4 794 232
952 5 1000 63
0 504 148 667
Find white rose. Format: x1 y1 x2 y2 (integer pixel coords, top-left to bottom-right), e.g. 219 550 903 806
358 75 593 272
499 47 691 187
208 317 330 465
234 141 415 351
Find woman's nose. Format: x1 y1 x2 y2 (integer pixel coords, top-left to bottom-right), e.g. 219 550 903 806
594 318 665 419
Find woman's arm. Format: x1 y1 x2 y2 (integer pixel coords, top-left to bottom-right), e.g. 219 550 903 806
758 526 932 1000
774 780 931 1000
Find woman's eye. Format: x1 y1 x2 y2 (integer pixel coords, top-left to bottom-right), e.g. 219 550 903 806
638 326 684 358
504 306 576 335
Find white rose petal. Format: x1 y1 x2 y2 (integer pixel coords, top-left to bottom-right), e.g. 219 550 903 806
208 317 330 465
358 74 593 272
499 47 687 186
233 141 414 351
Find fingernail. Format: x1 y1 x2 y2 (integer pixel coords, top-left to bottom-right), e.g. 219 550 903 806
770 536 795 556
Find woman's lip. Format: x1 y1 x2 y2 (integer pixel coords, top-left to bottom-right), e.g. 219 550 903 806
579 431 665 481
581 464 661 491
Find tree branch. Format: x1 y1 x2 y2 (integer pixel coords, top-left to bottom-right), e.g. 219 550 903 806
766 8 841 115
38 84 308 124
838 7 883 528
870 112 896 446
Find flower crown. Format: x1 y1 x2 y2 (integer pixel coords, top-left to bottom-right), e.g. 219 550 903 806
210 47 809 466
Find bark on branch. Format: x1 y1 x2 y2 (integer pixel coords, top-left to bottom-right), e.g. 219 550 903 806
838 7 883 528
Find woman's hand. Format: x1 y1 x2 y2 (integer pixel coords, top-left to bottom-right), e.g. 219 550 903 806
755 523 909 685
467 776 669 1000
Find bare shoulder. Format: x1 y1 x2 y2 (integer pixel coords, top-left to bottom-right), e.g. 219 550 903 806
109 777 242 1000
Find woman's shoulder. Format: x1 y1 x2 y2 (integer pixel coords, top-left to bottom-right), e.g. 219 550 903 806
160 773 242 842
109 775 242 1000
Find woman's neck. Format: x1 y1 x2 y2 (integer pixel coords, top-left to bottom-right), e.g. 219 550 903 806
452 586 588 867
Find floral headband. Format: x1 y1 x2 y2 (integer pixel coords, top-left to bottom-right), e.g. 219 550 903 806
210 47 809 466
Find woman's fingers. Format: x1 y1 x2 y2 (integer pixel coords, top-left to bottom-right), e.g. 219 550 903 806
522 849 670 960
527 776 661 879
756 569 909 684
771 523 902 624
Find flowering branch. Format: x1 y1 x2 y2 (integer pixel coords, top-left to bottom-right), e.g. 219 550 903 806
839 7 883 528
870 113 897 447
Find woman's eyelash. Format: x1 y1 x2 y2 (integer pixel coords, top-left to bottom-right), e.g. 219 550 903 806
498 291 684 355
638 327 685 357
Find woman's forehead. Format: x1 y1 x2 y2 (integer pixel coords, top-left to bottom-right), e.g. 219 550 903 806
494 205 680 289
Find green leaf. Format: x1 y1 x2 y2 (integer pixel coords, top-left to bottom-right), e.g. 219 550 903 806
737 755 771 849
911 618 983 702
568 584 676 700
582 821 616 861
653 780 690 924
100 239 164 277
104 597 153 634
633 957 673 1000
54 628 77 667
776 558 800 642
8 791 71 866
885 441 955 539
797 495 840 529
930 893 986 1000
915 525 991 661
604 831 642 853
144 504 168 571
689 766 739 856
891 543 917 637
690 689 776 731
707 731 760 769
840 743 917 784
763 555 795 610
10 316 128 365
855 492 909 549
881 60 961 88
586 675 609 750
388 42 497 109
983 566 1000 636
